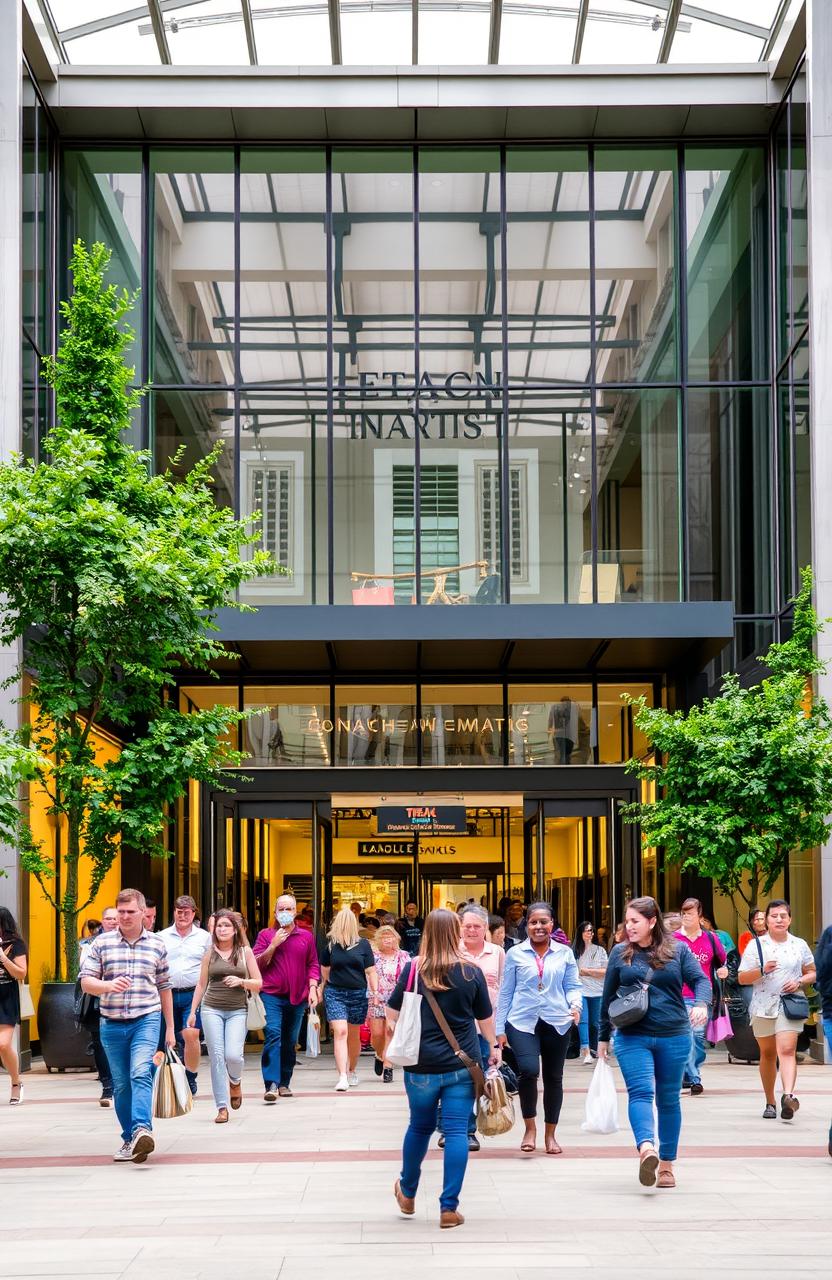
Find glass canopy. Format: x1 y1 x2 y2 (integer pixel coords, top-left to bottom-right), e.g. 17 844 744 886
37 1 797 68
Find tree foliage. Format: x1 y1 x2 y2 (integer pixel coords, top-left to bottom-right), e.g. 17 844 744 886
0 240 272 978
623 568 832 914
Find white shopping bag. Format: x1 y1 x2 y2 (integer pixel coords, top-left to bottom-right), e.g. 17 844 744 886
386 962 422 1067
152 1048 193 1119
305 1012 321 1058
580 1057 619 1134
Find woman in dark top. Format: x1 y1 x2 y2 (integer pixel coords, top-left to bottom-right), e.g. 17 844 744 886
0 907 28 1105
320 906 378 1092
598 896 710 1190
387 909 500 1230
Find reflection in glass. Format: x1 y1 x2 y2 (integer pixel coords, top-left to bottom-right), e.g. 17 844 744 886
151 151 234 385
179 684 239 751
239 394 328 604
594 149 677 383
509 395 591 602
597 683 652 763
333 151 414 385
420 685 503 766
151 390 234 510
505 150 590 387
63 149 142 375
244 686 330 766
335 685 417 766
419 151 501 383
595 389 681 602
239 151 327 386
686 147 768 381
509 685 592 765
687 389 771 613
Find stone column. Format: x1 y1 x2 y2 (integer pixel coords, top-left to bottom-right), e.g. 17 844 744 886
807 1 832 1033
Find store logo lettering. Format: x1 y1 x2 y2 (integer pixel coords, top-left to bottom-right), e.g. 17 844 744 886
341 371 499 441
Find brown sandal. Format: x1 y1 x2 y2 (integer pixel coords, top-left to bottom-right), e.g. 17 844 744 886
393 1179 415 1216
229 1079 242 1110
215 1107 229 1124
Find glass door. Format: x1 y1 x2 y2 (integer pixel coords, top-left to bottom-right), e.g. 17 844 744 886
542 801 613 945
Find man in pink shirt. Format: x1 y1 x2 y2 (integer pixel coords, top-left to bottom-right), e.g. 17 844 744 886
253 894 321 1101
674 897 728 1095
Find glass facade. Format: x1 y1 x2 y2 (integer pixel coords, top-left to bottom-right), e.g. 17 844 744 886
22 66 54 459
56 141 785 614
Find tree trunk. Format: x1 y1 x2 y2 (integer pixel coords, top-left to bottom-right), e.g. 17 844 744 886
62 806 82 983
748 864 761 915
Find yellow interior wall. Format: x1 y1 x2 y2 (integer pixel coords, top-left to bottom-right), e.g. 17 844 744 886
26 726 122 1035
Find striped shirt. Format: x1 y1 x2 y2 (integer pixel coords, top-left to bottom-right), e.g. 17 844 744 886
80 928 171 1020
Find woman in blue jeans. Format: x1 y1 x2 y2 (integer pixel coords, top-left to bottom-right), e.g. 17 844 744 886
571 920 608 1066
386 909 500 1229
598 896 710 1189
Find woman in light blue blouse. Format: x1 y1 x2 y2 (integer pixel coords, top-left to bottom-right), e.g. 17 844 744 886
495 902 582 1154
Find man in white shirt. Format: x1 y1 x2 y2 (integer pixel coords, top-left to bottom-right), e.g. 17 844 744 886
158 895 211 1095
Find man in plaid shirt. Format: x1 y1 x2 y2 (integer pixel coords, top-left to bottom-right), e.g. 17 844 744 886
81 887 175 1163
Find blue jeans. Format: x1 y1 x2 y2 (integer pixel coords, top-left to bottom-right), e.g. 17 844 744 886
437 1034 489 1137
260 993 305 1088
100 1012 161 1144
683 997 705 1085
159 988 200 1093
823 1018 832 1060
401 1067 475 1212
614 1031 691 1161
579 996 601 1051
201 1006 248 1109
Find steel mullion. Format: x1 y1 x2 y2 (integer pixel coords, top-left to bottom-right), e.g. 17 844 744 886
488 0 503 64
328 0 343 65
241 0 258 64
572 0 589 63
500 147 511 604
677 144 689 602
413 146 422 605
657 0 683 63
588 143 598 604
326 148 335 604
147 0 172 64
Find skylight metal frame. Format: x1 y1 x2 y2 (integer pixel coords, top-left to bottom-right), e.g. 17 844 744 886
147 0 172 62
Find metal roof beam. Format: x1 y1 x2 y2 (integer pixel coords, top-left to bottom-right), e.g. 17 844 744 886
572 0 589 63
629 1 768 41
328 0 343 65
241 0 259 63
657 0 683 63
412 0 418 63
59 1 201 43
488 0 503 64
147 0 172 63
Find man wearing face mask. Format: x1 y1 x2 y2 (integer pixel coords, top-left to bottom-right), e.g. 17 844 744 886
253 895 321 1102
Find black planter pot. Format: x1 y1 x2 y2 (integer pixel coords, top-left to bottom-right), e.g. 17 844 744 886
38 981 95 1072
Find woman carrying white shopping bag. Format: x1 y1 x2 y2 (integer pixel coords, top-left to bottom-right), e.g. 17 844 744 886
386 909 501 1230
188 910 262 1124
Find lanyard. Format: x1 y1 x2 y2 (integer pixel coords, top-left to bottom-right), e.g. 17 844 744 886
533 948 548 992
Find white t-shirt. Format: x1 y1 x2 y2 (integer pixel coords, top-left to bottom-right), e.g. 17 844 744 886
576 942 609 997
737 931 813 1017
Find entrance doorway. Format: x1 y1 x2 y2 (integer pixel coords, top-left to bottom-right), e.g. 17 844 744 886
421 870 499 914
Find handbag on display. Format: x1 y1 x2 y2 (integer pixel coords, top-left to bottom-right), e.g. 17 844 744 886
246 989 268 1031
351 579 395 605
386 961 423 1066
608 966 654 1029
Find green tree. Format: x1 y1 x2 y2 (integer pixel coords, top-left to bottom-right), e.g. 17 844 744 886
0 731 41 861
0 241 271 978
623 568 832 915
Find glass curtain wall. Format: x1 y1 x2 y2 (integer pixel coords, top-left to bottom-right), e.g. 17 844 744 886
22 66 55 459
56 141 779 615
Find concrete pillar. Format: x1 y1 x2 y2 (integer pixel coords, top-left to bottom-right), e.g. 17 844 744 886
807 2 832 1051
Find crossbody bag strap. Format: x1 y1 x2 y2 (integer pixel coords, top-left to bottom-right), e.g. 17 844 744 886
755 935 765 976
421 982 486 1101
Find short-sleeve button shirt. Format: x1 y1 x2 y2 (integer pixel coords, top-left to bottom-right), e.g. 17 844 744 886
80 928 171 1020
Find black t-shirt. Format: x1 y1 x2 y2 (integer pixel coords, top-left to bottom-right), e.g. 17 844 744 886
398 918 423 956
388 961 491 1073
321 939 375 990
0 938 26 987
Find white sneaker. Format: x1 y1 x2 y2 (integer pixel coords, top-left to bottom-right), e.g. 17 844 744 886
347 1071 359 1087
130 1128 155 1163
335 1075 350 1092
113 1141 133 1162
581 1051 593 1065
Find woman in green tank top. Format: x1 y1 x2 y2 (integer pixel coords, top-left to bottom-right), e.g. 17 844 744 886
189 910 262 1123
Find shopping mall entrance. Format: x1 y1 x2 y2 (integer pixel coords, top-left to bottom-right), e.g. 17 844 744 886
193 773 639 944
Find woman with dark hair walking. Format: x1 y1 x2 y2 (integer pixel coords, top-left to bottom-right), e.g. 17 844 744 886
495 902 582 1154
188 908 262 1123
0 907 28 1105
738 899 815 1120
572 921 608 1065
386 909 499 1229
598 897 710 1188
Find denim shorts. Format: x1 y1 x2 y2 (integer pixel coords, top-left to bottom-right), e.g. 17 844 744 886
324 985 369 1024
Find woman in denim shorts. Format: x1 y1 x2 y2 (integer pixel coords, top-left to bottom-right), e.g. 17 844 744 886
321 906 378 1092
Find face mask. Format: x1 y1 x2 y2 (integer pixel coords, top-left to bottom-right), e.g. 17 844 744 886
277 911 294 927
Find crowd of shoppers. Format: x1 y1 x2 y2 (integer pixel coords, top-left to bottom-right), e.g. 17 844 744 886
7 882 827 1212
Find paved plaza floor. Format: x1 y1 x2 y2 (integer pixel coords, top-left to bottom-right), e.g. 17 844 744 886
1 1049 831 1279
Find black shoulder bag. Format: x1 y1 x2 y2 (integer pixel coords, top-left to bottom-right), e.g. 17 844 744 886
755 937 809 1022
608 962 654 1029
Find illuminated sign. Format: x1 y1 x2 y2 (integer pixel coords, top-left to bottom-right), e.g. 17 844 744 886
377 805 468 835
357 840 413 857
